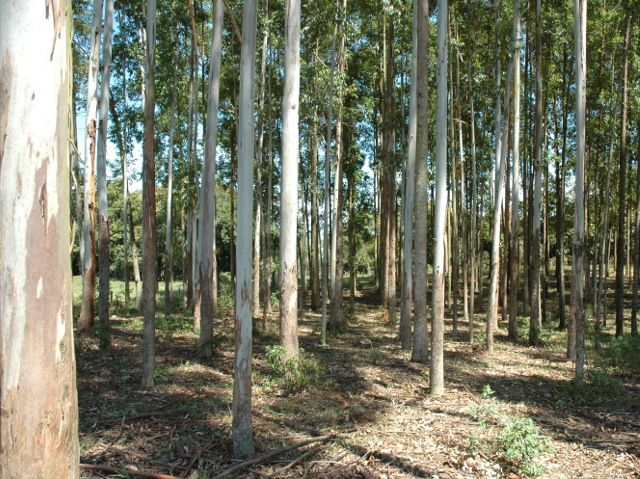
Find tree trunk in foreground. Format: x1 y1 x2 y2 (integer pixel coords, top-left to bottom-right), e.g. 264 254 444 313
431 0 448 395
280 0 301 360
0 1 79 474
233 0 258 459
572 0 587 382
141 0 158 389
411 0 430 364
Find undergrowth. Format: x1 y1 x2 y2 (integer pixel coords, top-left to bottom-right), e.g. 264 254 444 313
467 385 553 477
265 345 326 393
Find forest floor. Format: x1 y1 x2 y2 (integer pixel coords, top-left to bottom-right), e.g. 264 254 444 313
77 286 640 479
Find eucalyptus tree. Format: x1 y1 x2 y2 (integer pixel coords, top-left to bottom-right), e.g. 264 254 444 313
329 0 348 334
280 0 301 358
486 1 517 353
615 0 632 338
401 0 418 350
97 0 115 349
431 0 448 395
573 0 587 381
508 0 522 341
411 0 430 364
233 0 259 459
0 0 79 474
530 0 542 344
486 87 512 351
195 0 224 359
165 49 178 318
78 0 104 335
253 0 270 317
141 0 158 389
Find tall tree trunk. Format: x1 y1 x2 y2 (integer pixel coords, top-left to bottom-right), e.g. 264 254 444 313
631 131 640 335
348 167 357 312
262 84 274 328
615 1 631 338
401 0 419 350
383 15 397 326
97 0 114 350
330 0 348 333
78 0 104 335
572 0 587 381
411 0 429 359
195 0 223 359
508 0 522 341
253 0 269 317
165 50 178 318
141 0 158 389
322 4 341 344
530 0 543 344
467 23 478 343
431 0 448 395
280 0 301 360
233 0 258 459
310 110 321 311
453 16 469 334
486 56 516 354
557 66 569 331
0 2 79 474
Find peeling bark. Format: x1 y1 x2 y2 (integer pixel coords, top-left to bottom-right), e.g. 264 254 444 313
0 1 79 474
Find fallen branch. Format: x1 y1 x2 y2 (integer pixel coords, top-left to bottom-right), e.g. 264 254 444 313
213 434 335 479
93 415 126 459
180 438 216 479
265 444 324 478
80 463 180 479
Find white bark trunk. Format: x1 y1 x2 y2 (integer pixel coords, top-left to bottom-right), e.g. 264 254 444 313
573 0 587 381
280 0 301 360
233 0 258 459
196 0 224 359
431 0 448 396
79 0 104 333
0 1 79 474
97 0 114 348
401 0 418 351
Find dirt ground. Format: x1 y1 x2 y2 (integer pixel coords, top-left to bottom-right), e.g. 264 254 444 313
77 290 640 479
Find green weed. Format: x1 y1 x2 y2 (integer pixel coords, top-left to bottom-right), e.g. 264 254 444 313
467 384 553 477
265 345 325 393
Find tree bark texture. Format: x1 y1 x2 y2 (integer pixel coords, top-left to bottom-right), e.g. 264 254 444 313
280 0 301 359
411 0 429 364
233 0 258 459
0 1 79 474
141 0 158 389
431 0 448 395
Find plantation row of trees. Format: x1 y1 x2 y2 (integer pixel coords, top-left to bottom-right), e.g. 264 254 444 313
2 0 639 473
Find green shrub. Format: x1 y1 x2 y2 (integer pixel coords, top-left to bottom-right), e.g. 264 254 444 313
265 345 325 393
467 384 553 477
565 366 621 405
606 334 640 373
498 417 553 476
